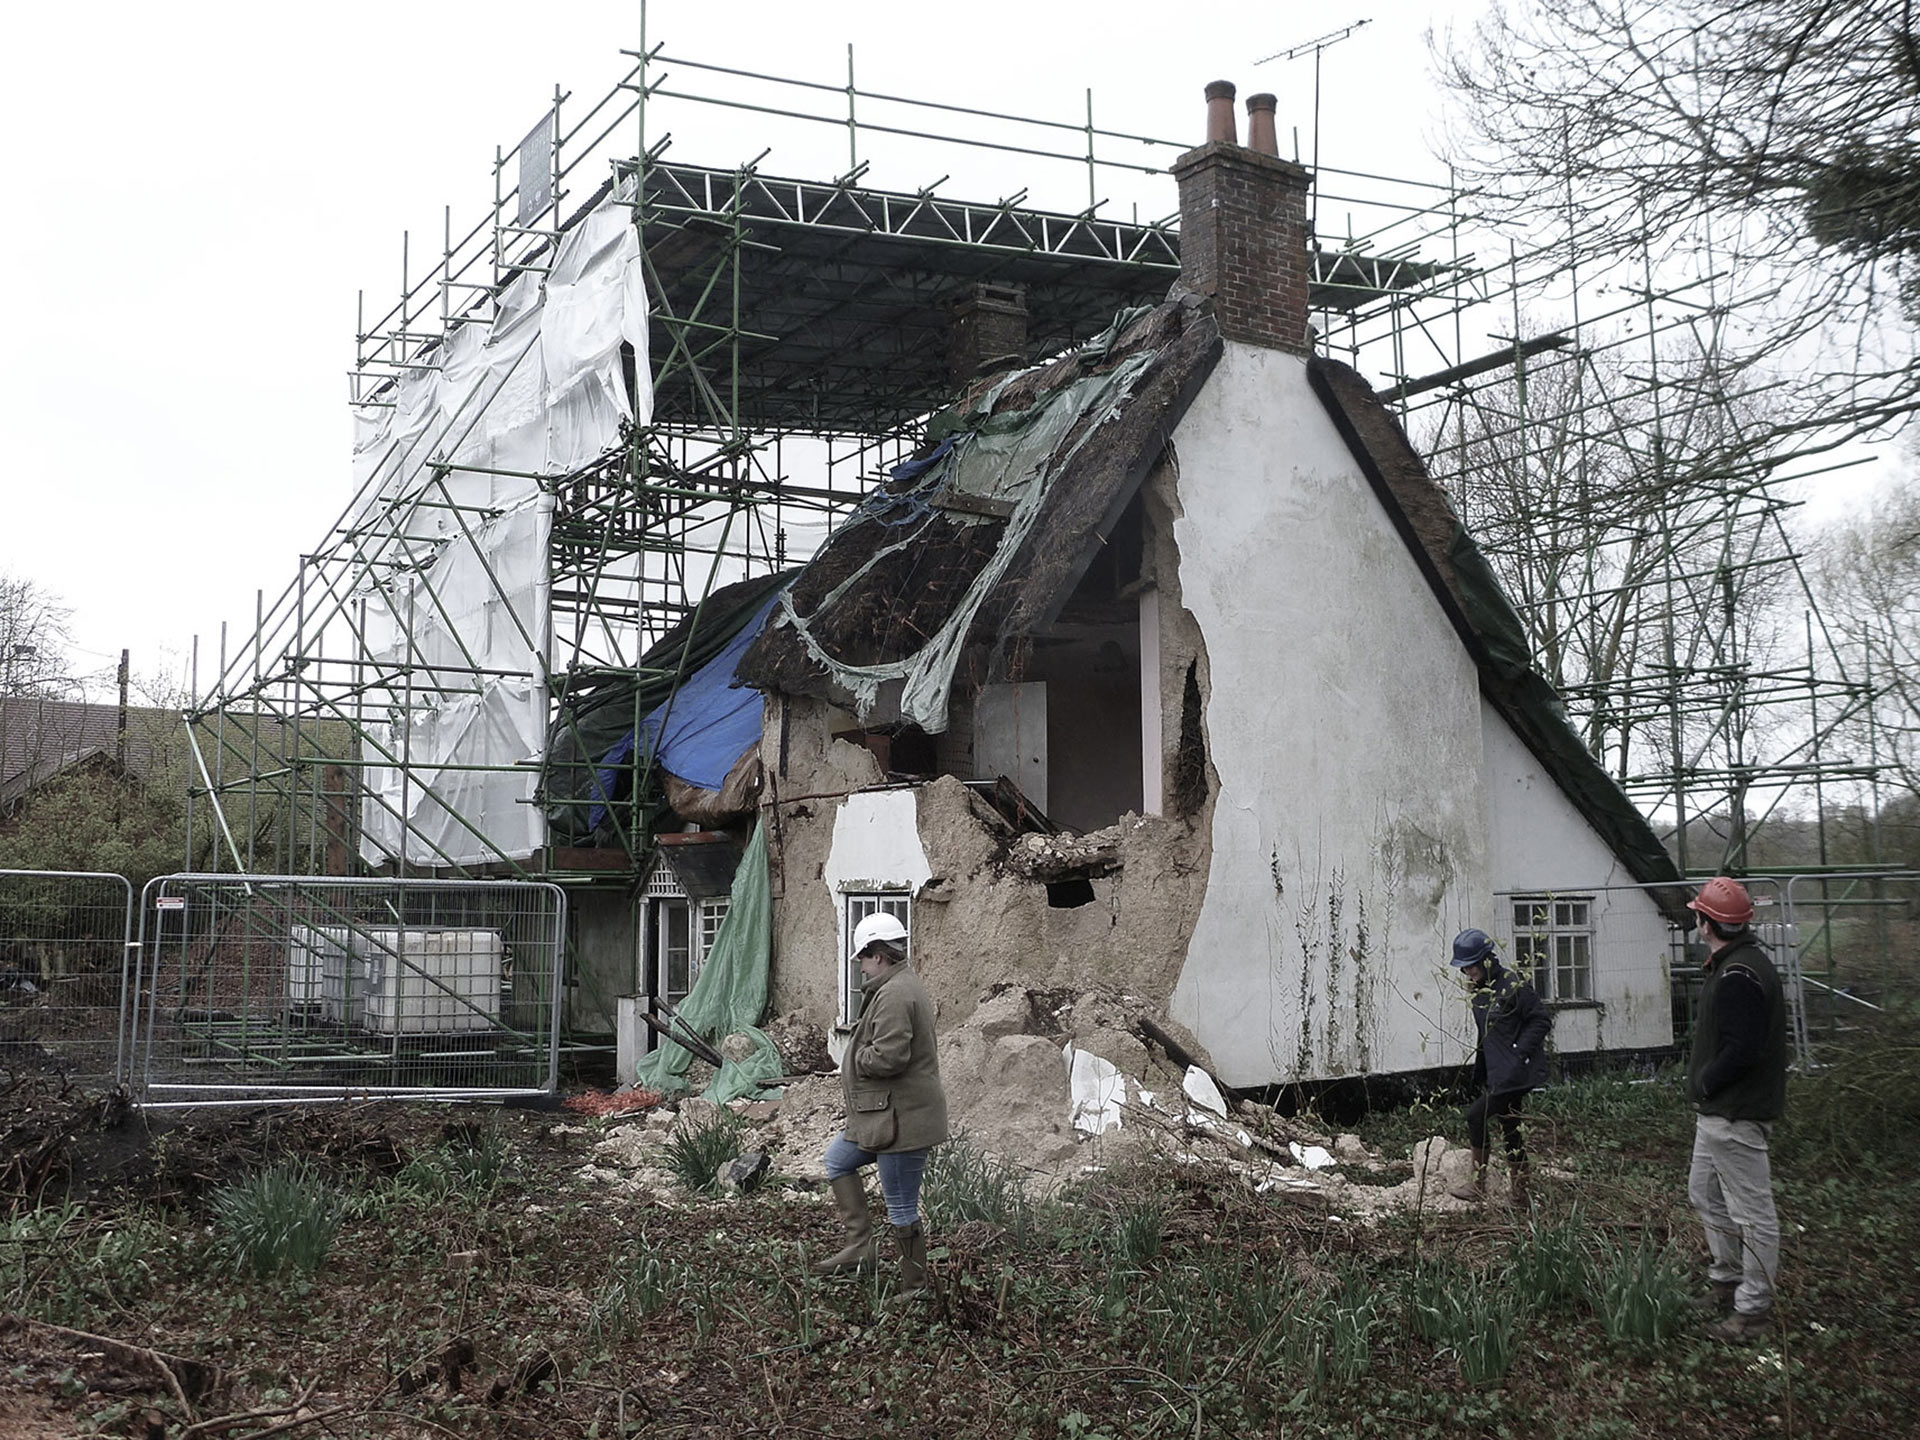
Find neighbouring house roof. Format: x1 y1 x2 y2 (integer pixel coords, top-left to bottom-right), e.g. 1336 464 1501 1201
0 698 167 811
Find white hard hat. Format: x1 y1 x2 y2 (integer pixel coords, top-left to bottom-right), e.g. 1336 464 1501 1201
851 912 908 956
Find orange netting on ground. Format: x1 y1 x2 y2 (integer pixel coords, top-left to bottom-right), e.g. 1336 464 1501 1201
561 1089 665 1117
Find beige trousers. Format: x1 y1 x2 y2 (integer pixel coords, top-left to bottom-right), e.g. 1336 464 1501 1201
1688 1114 1780 1316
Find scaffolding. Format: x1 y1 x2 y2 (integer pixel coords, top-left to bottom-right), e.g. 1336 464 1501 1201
184 29 1899 1042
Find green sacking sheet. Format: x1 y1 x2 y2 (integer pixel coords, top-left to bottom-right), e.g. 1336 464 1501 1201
630 819 785 1101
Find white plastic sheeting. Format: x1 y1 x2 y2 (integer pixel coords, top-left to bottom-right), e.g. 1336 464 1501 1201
350 184 651 865
359 495 553 866
1063 1042 1126 1136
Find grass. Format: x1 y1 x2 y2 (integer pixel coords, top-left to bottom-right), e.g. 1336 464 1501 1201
922 1131 1038 1230
1591 1231 1694 1345
661 1108 745 1194
1508 1210 1590 1312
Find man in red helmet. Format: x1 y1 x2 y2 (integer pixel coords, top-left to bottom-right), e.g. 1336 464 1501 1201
1685 876 1789 1342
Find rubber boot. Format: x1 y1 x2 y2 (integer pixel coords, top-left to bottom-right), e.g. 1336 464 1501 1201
1689 1278 1739 1315
1507 1157 1532 1210
1705 1307 1773 1343
1448 1146 1489 1202
811 1174 877 1276
890 1221 929 1302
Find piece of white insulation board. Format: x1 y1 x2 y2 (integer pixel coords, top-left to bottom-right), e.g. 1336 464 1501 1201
1289 1141 1337 1170
1063 1042 1125 1136
1182 1065 1229 1117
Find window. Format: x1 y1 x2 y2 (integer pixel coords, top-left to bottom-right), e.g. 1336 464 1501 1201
841 890 911 1025
1512 895 1594 1002
642 860 731 1019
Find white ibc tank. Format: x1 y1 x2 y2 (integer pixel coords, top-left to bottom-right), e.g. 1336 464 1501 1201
287 925 352 1013
359 929 504 1035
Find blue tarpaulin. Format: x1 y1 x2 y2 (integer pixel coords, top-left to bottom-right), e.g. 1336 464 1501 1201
586 596 778 830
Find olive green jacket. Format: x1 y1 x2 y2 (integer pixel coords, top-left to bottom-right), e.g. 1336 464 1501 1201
841 964 949 1153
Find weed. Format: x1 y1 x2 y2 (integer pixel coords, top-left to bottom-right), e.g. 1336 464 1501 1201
1507 1211 1590 1312
1286 1273 1380 1389
923 1133 1033 1231
210 1159 343 1278
442 1120 512 1191
586 1232 672 1346
1401 1257 1469 1341
1110 1197 1165 1267
1453 1288 1520 1385
1402 1260 1521 1383
2 1203 164 1326
1592 1232 1691 1345
391 1124 513 1204
662 1110 745 1195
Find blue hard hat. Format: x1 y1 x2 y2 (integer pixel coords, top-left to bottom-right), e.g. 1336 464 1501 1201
1450 928 1496 968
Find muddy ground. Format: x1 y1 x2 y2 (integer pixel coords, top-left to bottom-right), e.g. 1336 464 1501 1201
2 1027 1917 1440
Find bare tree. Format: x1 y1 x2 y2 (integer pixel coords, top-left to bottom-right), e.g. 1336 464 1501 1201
1424 333 1802 798
1437 0 1920 444
1816 466 1920 798
0 574 77 698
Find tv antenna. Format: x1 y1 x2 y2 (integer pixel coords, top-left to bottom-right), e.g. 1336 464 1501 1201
1255 19 1372 235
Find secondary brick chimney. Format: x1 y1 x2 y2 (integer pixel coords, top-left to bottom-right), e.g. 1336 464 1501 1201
1172 81 1314 354
947 282 1030 387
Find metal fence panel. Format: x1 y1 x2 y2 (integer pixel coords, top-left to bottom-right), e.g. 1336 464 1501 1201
0 870 136 1089
1784 871 1916 1059
129 875 566 1107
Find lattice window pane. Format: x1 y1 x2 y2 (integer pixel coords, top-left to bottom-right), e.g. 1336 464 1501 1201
1509 894 1595 1002
841 892 912 1024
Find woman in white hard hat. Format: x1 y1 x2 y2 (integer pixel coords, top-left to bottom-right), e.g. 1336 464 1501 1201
811 911 949 1300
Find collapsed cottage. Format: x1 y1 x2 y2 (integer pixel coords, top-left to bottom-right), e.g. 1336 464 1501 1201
546 84 1687 1094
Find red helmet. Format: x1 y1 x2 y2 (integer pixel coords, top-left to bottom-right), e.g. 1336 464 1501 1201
1688 876 1754 927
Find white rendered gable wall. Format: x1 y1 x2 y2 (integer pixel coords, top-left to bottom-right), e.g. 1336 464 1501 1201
1167 343 1489 1086
1479 698 1675 1052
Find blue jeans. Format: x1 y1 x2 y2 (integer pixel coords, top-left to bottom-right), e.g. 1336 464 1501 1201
824 1132 929 1226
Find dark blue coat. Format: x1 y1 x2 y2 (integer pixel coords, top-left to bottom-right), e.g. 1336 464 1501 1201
1471 961 1552 1097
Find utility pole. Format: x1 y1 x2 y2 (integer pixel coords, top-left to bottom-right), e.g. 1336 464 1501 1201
116 649 130 771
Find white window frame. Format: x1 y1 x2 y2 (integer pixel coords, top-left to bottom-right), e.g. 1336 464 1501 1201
641 859 731 1015
695 896 730 981
839 889 912 1027
1511 894 1595 1002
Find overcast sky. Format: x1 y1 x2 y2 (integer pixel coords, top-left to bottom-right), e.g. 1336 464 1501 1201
9 0 1887 703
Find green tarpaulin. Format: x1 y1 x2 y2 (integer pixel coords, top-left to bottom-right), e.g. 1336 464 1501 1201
630 819 785 1102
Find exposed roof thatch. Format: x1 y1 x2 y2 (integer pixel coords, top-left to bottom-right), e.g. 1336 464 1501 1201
736 299 1223 703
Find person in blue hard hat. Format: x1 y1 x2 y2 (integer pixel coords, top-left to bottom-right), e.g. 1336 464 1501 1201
1446 927 1552 1208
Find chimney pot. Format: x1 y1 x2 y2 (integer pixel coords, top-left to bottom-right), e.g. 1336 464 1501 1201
1245 93 1279 157
1203 80 1238 145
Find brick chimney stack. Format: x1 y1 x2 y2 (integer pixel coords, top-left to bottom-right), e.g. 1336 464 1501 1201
1172 81 1315 355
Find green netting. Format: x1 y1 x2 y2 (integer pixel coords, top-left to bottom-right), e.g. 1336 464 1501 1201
629 819 784 1101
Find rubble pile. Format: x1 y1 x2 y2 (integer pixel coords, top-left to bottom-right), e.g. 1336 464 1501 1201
574 985 1495 1220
